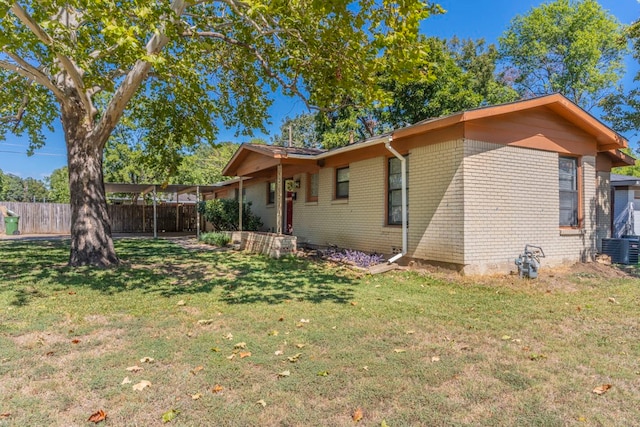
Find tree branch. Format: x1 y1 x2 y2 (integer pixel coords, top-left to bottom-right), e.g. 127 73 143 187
0 54 64 99
10 3 94 117
92 0 188 149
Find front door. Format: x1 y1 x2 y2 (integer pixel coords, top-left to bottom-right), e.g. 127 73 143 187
285 191 293 234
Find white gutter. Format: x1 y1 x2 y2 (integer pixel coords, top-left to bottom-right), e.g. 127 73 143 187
385 134 407 264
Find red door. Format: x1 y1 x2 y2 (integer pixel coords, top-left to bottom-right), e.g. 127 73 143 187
285 191 293 234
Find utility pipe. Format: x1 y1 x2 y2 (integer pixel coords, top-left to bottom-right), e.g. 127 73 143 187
385 135 407 264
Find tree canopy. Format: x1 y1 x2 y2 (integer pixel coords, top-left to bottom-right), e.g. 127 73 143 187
0 0 440 266
498 0 626 110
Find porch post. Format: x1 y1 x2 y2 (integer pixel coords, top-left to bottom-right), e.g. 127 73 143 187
153 185 158 239
176 193 180 232
238 178 243 231
196 186 201 239
276 164 283 234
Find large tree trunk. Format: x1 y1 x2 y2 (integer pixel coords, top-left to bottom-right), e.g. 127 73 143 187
63 105 119 267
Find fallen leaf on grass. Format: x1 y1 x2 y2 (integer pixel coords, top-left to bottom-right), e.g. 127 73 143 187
431 356 440 362
274 350 284 355
177 300 185 306
529 354 547 361
299 318 310 323
191 393 202 400
198 319 214 325
121 377 132 385
0 412 10 419
592 384 612 395
87 409 107 423
288 353 302 363
381 420 389 427
317 370 329 376
132 380 151 391
239 352 251 359
223 333 233 340
352 408 364 423
278 370 290 378
126 366 143 372
161 409 180 423
406 330 415 335
295 343 305 349
350 301 358 306
140 357 154 363
71 339 81 344
191 366 204 375
256 399 267 407
278 316 285 321
268 330 279 336
211 347 220 352
212 384 224 393
501 335 511 341
234 342 247 349
393 349 406 353
45 351 55 356
608 297 618 304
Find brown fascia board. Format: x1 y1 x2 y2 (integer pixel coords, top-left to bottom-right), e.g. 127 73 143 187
608 149 636 167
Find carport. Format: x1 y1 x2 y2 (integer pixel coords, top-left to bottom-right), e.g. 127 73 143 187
104 183 221 238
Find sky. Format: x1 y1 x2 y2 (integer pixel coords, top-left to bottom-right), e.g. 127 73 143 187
1 0 639 180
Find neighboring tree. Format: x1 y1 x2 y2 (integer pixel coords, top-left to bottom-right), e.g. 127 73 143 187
173 142 238 185
499 0 626 110
315 36 517 148
47 166 70 203
0 169 4 198
0 173 48 202
0 1 438 266
603 19 640 136
271 114 319 148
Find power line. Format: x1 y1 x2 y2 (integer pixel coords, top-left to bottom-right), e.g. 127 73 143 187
0 149 66 157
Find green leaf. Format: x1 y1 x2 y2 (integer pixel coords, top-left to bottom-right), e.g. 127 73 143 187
161 409 180 423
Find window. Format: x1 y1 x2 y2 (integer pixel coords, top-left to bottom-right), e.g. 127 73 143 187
335 167 349 199
234 188 246 202
267 182 276 205
307 173 319 202
559 156 579 227
388 157 408 225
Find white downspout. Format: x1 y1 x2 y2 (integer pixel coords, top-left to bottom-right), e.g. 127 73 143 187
385 134 407 264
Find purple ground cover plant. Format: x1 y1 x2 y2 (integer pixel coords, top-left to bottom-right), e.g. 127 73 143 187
324 248 385 268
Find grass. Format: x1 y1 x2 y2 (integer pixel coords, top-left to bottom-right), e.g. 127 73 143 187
1 238 639 426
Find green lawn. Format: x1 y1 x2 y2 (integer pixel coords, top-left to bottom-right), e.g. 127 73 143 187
1 238 639 426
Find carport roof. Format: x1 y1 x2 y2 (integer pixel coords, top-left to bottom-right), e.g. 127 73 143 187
104 182 233 195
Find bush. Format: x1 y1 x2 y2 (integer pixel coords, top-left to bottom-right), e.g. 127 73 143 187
198 199 263 231
199 232 231 247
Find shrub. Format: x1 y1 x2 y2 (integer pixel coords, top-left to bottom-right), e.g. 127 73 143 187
198 199 263 231
199 232 231 247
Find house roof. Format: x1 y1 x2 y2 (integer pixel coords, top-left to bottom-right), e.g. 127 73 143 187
611 173 640 187
223 94 632 177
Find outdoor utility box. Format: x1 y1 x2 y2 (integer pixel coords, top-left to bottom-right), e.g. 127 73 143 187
601 238 639 265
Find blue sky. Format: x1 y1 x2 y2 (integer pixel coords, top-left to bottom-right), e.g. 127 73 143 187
1 0 639 180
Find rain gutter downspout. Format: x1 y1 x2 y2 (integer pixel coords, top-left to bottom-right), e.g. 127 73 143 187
385 134 407 264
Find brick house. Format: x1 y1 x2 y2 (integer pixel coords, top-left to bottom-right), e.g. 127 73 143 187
216 94 632 274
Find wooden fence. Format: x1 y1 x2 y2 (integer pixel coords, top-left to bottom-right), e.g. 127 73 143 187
0 202 199 234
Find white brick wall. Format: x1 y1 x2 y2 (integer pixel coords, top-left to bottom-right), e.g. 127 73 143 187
408 140 465 264
292 157 402 254
462 140 598 274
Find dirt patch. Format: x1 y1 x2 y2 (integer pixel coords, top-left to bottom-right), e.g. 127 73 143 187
166 236 230 252
406 261 635 293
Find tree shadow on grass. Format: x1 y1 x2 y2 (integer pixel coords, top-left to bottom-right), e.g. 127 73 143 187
0 238 356 306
